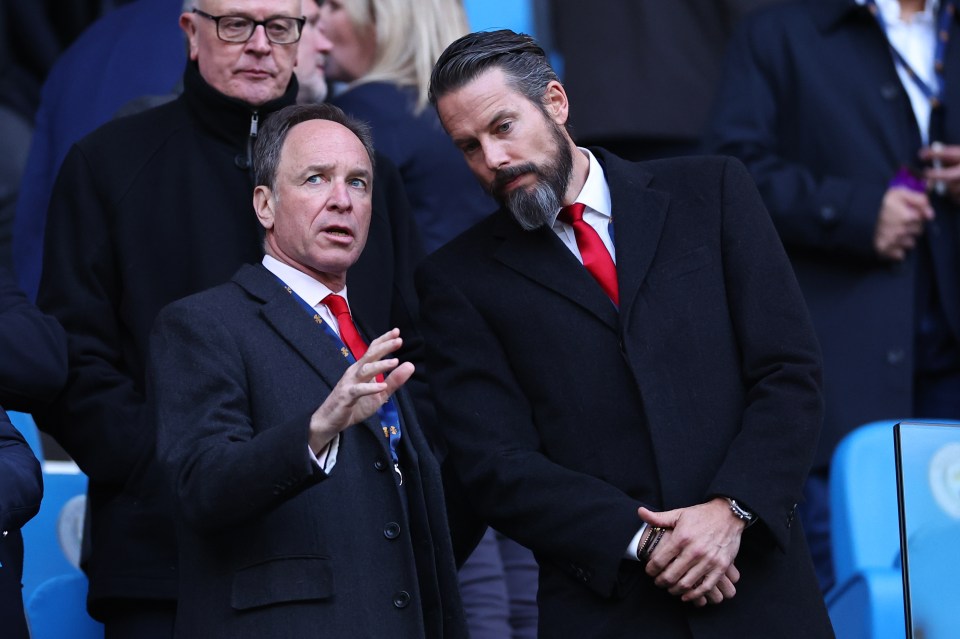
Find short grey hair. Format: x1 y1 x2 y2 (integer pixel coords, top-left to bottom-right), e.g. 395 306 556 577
253 103 376 193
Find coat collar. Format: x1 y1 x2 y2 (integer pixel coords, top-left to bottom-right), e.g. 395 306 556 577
490 148 668 331
181 60 298 150
231 264 389 447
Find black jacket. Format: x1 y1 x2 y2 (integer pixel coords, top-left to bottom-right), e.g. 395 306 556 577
37 61 424 618
151 265 466 638
417 153 831 638
1 266 61 638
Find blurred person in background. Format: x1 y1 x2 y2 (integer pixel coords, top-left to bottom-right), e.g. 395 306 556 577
549 0 783 161
294 0 332 104
10 0 185 299
319 0 494 254
1 264 67 638
706 0 960 592
35 0 424 635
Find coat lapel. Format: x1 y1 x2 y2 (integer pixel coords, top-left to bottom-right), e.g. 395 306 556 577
232 264 389 448
492 149 670 331
593 149 668 320
493 211 619 331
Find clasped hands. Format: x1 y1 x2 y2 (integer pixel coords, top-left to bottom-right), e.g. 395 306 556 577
308 328 414 454
637 497 745 608
875 143 960 261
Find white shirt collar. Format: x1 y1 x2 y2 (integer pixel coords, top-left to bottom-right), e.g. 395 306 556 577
860 0 939 23
551 147 612 225
261 254 345 308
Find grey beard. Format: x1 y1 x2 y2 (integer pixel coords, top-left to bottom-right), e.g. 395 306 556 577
506 180 561 231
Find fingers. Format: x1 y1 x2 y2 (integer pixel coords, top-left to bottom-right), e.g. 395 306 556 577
361 328 404 363
875 187 934 260
725 563 741 584
638 506 678 529
642 500 744 607
716 573 738 600
920 143 960 164
382 361 415 394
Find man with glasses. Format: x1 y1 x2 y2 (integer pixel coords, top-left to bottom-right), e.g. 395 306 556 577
35 2 424 636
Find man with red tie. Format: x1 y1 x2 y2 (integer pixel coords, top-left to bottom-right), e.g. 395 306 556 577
415 30 834 638
148 103 466 638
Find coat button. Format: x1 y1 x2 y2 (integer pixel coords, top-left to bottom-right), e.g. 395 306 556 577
819 206 837 225
880 82 900 100
393 590 411 608
374 458 387 471
384 522 401 540
887 349 905 365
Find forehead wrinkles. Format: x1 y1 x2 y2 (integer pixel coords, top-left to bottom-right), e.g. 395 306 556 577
208 0 300 14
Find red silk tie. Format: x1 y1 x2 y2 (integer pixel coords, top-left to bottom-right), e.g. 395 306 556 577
321 294 383 382
558 203 619 305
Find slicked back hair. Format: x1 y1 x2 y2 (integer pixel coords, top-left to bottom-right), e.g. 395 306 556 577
429 29 560 121
253 103 376 193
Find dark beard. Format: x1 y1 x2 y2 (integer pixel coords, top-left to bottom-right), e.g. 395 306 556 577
490 122 574 231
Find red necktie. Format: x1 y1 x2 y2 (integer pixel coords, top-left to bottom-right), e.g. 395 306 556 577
321 294 383 382
558 203 619 305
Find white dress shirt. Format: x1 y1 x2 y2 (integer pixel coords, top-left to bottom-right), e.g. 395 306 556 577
262 254 348 472
863 0 940 143
550 148 616 262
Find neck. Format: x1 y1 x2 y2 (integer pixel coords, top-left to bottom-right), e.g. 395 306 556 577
562 144 591 206
899 0 926 19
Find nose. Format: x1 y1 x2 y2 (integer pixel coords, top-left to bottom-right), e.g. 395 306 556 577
245 24 272 54
328 180 353 211
482 139 509 173
315 26 333 55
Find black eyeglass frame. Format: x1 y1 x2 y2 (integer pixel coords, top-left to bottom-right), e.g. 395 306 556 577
192 8 306 44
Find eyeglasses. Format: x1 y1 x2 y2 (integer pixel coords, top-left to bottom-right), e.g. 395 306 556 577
192 9 305 45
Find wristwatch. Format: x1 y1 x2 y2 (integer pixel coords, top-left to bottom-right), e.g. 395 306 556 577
726 498 756 526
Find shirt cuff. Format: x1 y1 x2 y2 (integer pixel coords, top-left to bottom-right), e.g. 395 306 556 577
308 434 340 473
624 523 649 561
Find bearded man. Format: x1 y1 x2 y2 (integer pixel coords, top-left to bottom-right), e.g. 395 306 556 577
415 30 835 638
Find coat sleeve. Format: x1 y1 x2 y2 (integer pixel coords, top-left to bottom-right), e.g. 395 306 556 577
0 409 43 533
150 300 325 534
0 267 67 411
704 16 886 261
34 144 150 485
704 158 824 549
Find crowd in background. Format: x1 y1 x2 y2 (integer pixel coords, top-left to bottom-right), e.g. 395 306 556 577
2 0 959 637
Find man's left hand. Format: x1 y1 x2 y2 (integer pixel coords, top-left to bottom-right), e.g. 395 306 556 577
638 497 745 604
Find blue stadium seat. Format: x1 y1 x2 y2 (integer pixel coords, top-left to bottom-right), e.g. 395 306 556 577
20 462 87 602
826 419 960 638
7 410 42 458
826 420 905 639
26 572 103 639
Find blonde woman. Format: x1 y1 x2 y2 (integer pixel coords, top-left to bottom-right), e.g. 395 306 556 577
319 0 494 253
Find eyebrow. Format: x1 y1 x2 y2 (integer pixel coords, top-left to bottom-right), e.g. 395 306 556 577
451 108 515 147
219 4 295 18
486 109 513 130
299 164 372 181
